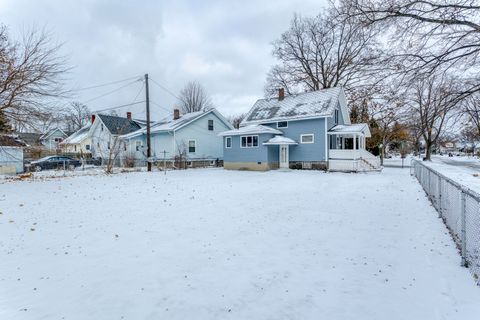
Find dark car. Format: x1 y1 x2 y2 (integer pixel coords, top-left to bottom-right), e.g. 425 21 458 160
30 156 82 171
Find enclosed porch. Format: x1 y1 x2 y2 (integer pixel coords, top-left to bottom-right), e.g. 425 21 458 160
328 124 381 172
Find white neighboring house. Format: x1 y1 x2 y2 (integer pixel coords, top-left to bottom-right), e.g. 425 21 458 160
60 124 92 155
0 134 26 174
121 108 233 166
39 127 68 151
88 113 144 163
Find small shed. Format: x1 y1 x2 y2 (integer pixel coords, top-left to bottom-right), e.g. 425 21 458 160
0 135 26 174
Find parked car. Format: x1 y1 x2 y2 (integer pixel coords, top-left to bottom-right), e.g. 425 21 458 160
30 156 81 171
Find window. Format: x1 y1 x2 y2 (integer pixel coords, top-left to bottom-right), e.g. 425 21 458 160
54 137 63 143
241 135 258 148
74 145 77 152
124 143 127 151
208 119 214 131
225 136 232 148
107 141 111 149
300 134 314 144
277 121 288 128
334 109 339 124
135 141 142 151
101 124 104 132
188 140 196 153
85 144 90 150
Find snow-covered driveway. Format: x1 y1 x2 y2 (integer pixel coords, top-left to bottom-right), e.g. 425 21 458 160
1 168 479 319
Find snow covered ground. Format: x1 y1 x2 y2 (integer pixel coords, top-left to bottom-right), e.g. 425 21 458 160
1 168 479 319
424 156 480 194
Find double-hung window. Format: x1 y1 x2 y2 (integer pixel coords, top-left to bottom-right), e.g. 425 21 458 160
334 109 339 124
208 120 214 131
188 140 196 153
135 141 142 151
241 135 258 148
225 136 232 148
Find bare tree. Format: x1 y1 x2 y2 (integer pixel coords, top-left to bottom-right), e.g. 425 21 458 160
178 81 213 114
407 73 462 160
63 102 90 132
227 113 245 129
0 25 69 131
265 9 381 96
339 0 480 93
463 93 480 140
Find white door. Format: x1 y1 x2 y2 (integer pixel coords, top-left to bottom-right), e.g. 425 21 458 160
279 145 289 168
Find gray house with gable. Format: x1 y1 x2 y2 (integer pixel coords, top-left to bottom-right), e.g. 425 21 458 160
220 87 380 172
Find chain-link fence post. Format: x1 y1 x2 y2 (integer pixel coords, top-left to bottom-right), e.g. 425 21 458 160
460 191 467 267
437 175 442 218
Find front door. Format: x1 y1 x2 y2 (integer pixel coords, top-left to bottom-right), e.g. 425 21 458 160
279 144 289 169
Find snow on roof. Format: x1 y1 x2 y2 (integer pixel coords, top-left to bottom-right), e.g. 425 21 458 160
263 135 298 145
241 87 343 125
61 125 91 145
121 109 230 139
218 125 283 136
328 123 371 137
39 127 67 140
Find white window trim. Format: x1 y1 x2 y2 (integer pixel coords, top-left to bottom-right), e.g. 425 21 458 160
277 121 288 128
225 136 232 148
240 135 259 148
300 134 315 144
188 139 196 153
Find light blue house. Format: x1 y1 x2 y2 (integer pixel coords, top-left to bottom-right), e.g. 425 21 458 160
121 108 233 166
220 87 380 171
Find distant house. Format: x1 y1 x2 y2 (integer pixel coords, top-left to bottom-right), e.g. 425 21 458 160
89 112 143 161
220 87 380 171
60 124 92 155
39 128 68 151
0 134 26 174
121 108 233 166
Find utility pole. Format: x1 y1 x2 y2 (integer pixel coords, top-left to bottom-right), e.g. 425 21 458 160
145 73 152 172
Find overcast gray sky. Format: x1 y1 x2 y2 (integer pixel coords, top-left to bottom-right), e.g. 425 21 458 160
0 0 327 120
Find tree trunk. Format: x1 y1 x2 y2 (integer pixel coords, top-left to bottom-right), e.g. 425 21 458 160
424 140 432 161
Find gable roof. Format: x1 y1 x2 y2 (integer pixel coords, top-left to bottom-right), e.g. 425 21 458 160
242 87 347 126
122 109 233 139
263 135 298 145
97 114 142 135
61 125 91 145
39 127 67 140
218 124 283 136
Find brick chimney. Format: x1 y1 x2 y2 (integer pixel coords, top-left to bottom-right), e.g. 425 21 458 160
278 88 285 101
173 109 180 120
91 114 96 124
126 111 132 120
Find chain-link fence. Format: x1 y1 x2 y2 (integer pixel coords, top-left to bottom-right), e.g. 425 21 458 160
411 159 480 283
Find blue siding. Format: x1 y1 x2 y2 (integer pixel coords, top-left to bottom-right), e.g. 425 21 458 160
224 133 274 163
264 118 327 161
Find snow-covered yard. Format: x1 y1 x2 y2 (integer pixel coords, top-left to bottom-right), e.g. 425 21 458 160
1 168 479 319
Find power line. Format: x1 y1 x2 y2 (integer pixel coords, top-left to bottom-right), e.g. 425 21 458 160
83 79 141 104
93 100 145 113
72 75 142 92
149 77 180 100
150 100 173 113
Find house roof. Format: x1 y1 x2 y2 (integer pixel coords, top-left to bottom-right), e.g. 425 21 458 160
61 125 91 145
122 109 233 139
241 87 345 125
0 134 27 147
16 132 42 146
218 124 283 136
263 135 298 145
39 127 67 140
97 114 142 135
328 123 371 137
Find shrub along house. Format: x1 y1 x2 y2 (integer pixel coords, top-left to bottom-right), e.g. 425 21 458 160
120 108 233 167
220 87 380 171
